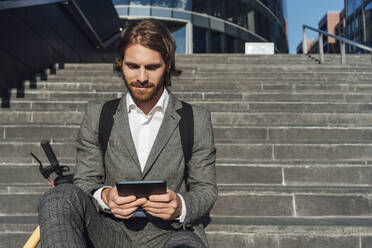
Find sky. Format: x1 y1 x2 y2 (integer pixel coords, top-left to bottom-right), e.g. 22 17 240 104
286 0 345 54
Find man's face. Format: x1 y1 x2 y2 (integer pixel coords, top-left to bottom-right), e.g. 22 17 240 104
122 44 166 106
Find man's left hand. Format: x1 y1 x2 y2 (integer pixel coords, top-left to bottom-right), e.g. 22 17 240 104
141 188 182 221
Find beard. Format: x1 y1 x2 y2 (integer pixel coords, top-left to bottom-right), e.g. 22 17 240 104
123 73 165 104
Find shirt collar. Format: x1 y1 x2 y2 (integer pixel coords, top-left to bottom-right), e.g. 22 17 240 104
126 88 169 115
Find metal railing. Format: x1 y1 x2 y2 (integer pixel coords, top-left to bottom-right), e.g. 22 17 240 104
302 25 372 64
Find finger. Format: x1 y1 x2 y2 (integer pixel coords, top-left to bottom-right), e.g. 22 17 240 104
113 195 137 205
109 197 143 210
149 192 173 202
142 201 169 209
111 206 138 218
142 207 170 214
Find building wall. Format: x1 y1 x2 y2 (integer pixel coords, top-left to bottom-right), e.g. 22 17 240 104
345 0 372 52
298 11 343 55
113 0 288 53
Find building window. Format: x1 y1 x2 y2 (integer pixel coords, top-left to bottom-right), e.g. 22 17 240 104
113 0 129 4
151 0 172 7
355 15 359 30
192 0 209 14
129 0 150 6
367 1 372 11
348 0 363 16
193 26 207 53
172 25 186 53
209 0 224 18
173 0 191 10
226 35 236 53
211 31 223 52
224 0 235 22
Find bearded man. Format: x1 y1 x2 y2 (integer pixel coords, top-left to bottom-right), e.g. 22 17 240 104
38 19 217 248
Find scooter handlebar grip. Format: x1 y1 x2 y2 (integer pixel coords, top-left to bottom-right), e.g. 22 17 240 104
40 140 59 167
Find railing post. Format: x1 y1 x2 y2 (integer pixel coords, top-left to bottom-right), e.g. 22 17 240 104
303 26 307 54
319 33 324 64
340 41 346 65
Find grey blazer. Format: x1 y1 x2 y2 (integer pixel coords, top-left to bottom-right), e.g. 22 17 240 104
74 92 217 247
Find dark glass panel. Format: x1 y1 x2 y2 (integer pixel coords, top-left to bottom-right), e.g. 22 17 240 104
226 35 236 53
348 0 363 16
151 0 172 7
235 0 248 28
366 1 372 46
113 0 129 4
129 0 150 5
366 1 372 11
192 0 209 14
172 25 186 53
259 0 284 22
173 0 192 10
211 31 223 53
223 0 249 29
236 39 245 53
193 26 207 53
224 0 235 22
209 0 224 18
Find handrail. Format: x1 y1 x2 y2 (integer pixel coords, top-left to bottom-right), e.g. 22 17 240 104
302 24 372 64
0 0 120 49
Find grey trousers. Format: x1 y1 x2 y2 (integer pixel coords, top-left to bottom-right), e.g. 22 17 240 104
38 184 206 248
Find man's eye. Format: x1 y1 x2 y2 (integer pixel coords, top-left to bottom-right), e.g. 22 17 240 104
146 65 161 70
126 64 139 69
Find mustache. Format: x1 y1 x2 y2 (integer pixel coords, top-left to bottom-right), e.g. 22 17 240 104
128 81 154 88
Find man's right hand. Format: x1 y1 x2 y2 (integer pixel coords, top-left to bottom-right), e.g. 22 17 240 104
101 186 147 219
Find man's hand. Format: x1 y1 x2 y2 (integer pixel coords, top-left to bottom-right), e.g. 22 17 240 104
141 188 182 221
101 186 147 219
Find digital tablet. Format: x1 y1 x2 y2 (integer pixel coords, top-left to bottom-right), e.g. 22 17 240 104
116 180 167 198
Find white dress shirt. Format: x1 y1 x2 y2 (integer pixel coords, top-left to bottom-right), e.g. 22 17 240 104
93 89 186 222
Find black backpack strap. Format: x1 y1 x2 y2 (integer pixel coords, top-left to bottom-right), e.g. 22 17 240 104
99 98 121 157
176 101 194 166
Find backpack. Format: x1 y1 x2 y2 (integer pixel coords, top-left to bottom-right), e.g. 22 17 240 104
98 98 194 166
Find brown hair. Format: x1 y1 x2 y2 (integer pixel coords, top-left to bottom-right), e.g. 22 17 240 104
113 19 182 88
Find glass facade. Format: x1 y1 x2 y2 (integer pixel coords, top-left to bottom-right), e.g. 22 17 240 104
345 0 372 51
113 0 288 53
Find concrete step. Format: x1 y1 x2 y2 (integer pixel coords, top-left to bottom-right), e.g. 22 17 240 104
42 74 372 84
0 111 84 125
3 126 372 144
2 185 372 217
46 71 372 82
206 219 372 248
3 162 372 186
21 81 372 95
211 112 372 127
3 111 372 127
56 64 372 75
4 215 372 248
11 91 372 105
21 80 372 92
2 140 372 164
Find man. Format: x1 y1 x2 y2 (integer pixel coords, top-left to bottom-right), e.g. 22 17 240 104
38 19 217 247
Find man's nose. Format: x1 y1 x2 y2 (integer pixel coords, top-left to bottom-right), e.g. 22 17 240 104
138 68 149 83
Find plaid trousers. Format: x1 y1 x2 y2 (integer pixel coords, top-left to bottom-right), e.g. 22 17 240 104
38 184 205 248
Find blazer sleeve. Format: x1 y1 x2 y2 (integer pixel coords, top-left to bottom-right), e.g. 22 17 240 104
74 102 106 195
178 106 218 227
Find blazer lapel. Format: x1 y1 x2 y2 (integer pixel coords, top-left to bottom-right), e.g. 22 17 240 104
112 96 141 172
141 93 182 179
